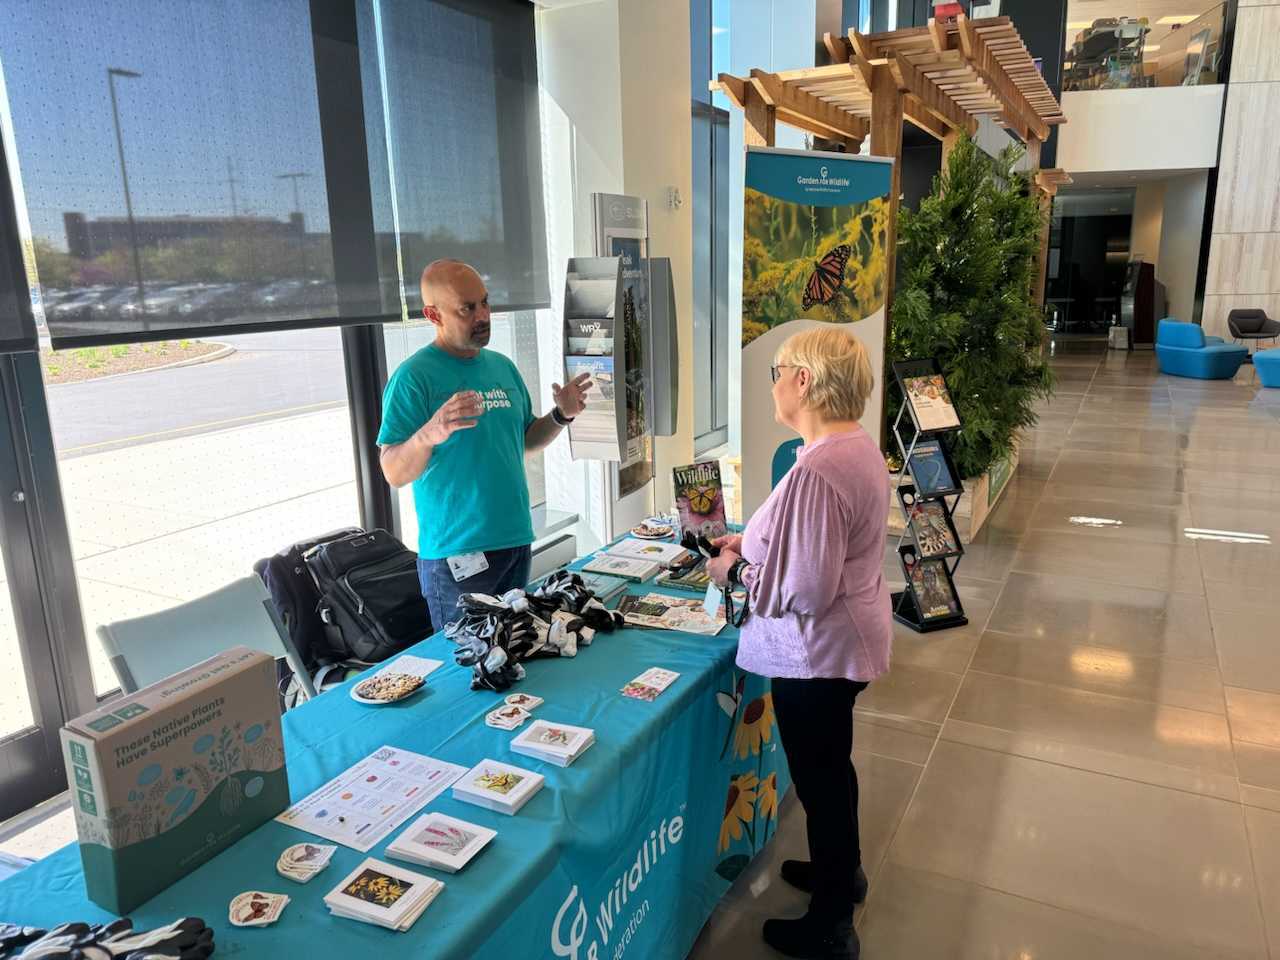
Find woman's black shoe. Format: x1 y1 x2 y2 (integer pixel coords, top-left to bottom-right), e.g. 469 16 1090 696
779 862 868 903
762 915 859 959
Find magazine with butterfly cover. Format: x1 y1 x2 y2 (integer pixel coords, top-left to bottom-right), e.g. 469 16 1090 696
672 460 727 539
892 358 962 437
738 147 893 519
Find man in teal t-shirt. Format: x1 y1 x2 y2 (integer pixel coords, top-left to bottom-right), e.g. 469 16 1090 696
378 260 589 630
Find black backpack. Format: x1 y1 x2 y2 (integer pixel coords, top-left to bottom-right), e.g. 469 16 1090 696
254 527 362 673
304 528 433 664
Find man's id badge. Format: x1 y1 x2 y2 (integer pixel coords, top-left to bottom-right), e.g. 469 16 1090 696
447 551 489 582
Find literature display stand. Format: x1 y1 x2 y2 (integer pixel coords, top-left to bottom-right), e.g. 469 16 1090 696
890 359 968 633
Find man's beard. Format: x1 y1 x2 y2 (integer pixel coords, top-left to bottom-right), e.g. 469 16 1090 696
471 325 491 346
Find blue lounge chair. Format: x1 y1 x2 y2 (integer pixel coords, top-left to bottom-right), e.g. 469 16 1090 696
1155 319 1248 380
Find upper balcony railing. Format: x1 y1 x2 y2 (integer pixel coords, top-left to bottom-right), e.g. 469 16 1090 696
1063 3 1226 92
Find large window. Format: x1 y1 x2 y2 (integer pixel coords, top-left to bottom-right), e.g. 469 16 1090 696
0 0 548 346
691 0 731 454
44 326 360 695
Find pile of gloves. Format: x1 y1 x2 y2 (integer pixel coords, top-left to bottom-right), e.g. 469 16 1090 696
0 917 214 960
445 569 625 692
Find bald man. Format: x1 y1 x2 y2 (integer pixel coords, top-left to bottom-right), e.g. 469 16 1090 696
378 260 590 630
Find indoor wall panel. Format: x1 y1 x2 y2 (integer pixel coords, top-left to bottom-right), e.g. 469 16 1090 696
1211 82 1280 236
1206 232 1280 298
1230 5 1280 83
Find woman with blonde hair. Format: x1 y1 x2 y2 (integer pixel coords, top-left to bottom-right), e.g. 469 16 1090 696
708 326 891 960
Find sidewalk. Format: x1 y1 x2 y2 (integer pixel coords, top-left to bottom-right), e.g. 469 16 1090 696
0 406 358 732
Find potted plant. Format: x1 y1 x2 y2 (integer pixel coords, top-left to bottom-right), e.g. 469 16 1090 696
888 133 1053 539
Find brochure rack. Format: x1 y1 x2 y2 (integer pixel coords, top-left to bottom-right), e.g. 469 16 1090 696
890 359 968 633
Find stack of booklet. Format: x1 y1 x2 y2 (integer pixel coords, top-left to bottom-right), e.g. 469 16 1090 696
582 554 661 583
605 537 692 566
387 812 496 874
510 720 596 768
323 857 444 932
452 759 545 815
578 571 630 604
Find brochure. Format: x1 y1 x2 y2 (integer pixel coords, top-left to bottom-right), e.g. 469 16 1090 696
898 486 962 558
656 562 712 594
906 557 961 620
906 440 962 498
616 592 725 636
276 747 465 851
903 373 960 432
567 317 615 355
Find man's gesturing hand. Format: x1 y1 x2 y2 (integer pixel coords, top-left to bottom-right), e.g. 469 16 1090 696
552 372 592 420
420 390 484 446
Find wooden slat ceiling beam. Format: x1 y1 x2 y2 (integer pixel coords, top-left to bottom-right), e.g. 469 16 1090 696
712 14 1063 150
748 68 869 142
1034 168 1074 197
832 15 1065 136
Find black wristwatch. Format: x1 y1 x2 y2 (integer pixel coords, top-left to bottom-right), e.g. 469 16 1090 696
551 406 575 426
728 558 749 585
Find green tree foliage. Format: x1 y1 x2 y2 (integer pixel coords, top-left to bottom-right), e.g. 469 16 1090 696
889 134 1053 479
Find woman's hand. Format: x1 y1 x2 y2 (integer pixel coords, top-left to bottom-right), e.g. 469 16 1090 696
706 549 740 588
712 533 743 555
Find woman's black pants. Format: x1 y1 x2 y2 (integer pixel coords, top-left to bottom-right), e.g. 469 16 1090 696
772 675 869 921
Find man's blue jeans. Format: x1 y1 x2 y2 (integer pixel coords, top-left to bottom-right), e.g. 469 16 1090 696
417 544 532 632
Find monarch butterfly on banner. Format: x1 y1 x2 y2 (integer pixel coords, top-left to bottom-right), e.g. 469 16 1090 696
801 243 853 310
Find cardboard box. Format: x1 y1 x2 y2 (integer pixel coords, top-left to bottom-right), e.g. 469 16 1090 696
61 646 289 913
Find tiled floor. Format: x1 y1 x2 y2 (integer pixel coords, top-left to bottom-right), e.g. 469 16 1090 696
690 339 1280 958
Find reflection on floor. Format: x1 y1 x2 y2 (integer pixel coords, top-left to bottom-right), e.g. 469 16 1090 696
689 340 1280 959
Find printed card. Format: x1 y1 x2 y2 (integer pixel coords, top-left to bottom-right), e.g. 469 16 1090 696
504 692 543 710
485 704 530 729
512 720 593 757
622 667 681 701
391 812 496 872
325 859 431 928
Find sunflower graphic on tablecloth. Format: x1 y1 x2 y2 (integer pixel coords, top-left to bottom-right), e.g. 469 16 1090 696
757 772 778 822
718 773 758 854
714 676 783 880
733 693 776 759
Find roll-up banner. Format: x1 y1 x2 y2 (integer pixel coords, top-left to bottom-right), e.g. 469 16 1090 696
739 146 893 519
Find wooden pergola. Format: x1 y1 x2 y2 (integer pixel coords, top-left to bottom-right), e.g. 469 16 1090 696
714 13 1070 312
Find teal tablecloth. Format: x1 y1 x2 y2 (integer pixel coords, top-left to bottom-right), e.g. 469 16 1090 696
0 571 789 960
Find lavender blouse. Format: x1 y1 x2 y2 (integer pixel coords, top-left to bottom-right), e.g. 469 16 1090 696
736 428 893 682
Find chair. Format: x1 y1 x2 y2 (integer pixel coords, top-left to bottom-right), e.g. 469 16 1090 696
96 575 317 700
1254 349 1280 388
771 438 802 489
1227 308 1280 349
1154 319 1248 380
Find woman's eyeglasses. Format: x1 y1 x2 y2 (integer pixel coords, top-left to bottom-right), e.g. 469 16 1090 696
770 364 795 384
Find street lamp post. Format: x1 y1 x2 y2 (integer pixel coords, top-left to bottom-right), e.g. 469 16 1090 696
275 171 311 216
276 172 311 277
107 67 145 323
